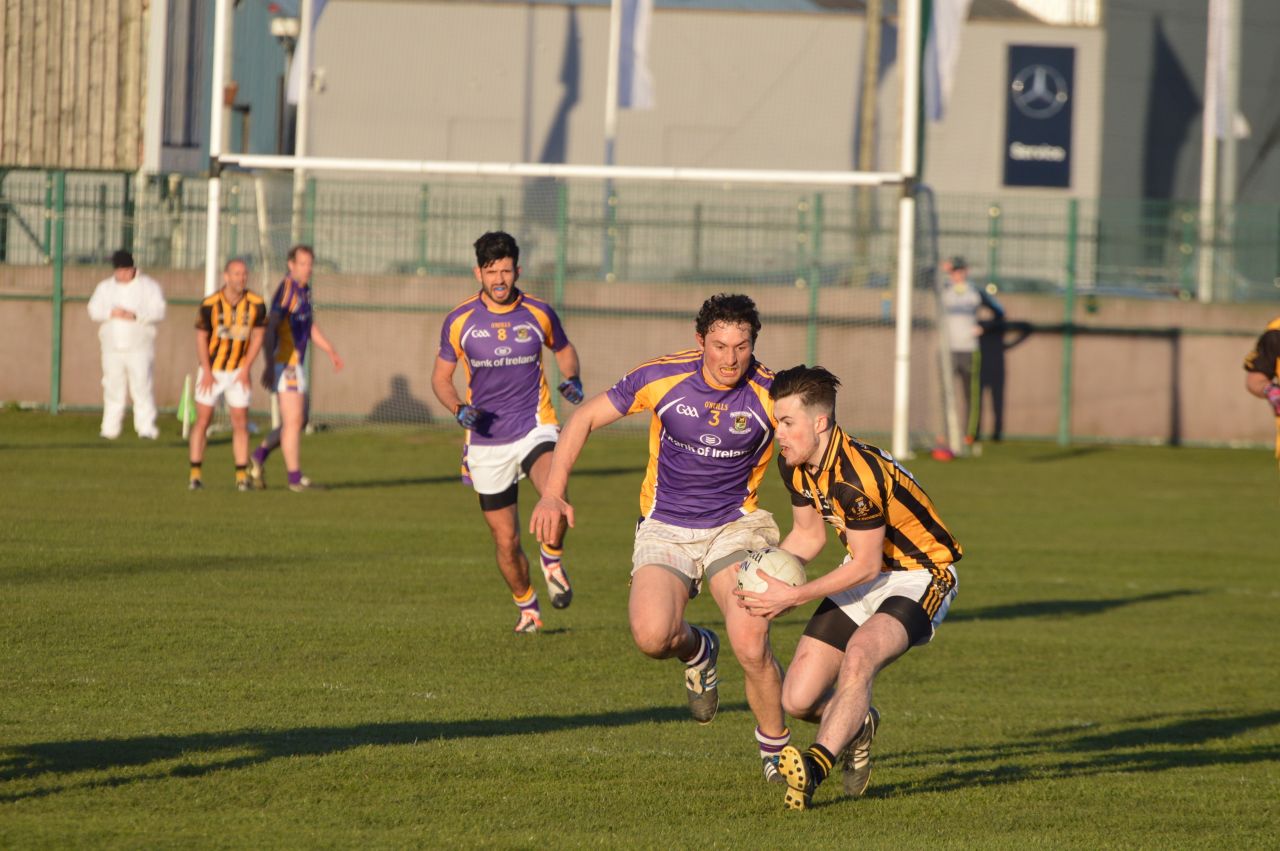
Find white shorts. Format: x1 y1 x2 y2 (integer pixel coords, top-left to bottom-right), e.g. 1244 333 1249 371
275 364 307 395
464 423 559 495
807 561 958 648
632 510 780 595
195 368 252 409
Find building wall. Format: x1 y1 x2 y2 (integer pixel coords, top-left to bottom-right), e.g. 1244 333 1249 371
0 0 147 170
1 263 1272 448
922 21 1104 198
307 1 1103 200
1100 0 1280 204
157 0 288 173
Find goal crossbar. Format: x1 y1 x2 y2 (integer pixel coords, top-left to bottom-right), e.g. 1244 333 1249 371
218 154 905 188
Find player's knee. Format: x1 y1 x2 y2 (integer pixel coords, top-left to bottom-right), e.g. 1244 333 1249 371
727 636 771 674
630 621 680 659
492 534 522 562
781 688 822 721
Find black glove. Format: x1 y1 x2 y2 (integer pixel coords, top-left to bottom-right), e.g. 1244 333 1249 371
455 404 488 430
558 376 584 405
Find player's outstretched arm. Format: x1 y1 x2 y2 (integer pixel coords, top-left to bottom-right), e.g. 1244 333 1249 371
530 392 624 541
311 324 343 371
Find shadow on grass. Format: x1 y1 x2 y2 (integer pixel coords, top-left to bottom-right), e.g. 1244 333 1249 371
324 465 646 491
863 709 1280 799
1 554 268 586
0 442 154 452
0 701 749 802
1026 446 1108 463
948 589 1202 623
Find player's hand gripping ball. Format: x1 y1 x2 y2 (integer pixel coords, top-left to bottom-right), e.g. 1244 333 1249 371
737 548 807 596
558 376 584 404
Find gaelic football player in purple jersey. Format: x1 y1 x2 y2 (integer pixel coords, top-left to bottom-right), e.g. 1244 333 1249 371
433 232 583 635
530 294 794 784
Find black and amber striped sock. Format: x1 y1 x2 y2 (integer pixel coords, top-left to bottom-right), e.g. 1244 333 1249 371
806 744 835 786
189 462 202 482
235 464 248 484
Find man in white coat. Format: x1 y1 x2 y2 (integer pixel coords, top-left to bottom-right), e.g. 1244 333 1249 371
86 250 167 439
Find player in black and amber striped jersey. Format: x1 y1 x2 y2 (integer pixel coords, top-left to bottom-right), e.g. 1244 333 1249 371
733 365 962 811
1244 316 1280 457
187 258 267 491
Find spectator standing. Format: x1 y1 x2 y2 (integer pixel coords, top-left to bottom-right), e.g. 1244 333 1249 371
86 250 167 440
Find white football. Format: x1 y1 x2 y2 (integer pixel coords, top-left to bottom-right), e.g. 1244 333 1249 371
737 548 806 594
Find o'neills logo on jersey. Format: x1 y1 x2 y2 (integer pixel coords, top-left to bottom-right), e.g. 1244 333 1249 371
729 411 751 434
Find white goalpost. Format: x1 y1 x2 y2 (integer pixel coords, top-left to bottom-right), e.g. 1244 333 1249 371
202 0 926 457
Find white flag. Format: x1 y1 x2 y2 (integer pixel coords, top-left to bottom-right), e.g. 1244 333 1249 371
618 0 655 110
286 0 329 106
1207 0 1250 139
922 0 972 122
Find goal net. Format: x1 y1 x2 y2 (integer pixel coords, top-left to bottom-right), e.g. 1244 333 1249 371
213 164 946 453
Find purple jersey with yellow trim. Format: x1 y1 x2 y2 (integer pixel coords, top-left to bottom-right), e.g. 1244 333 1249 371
268 277 313 367
606 351 775 528
438 289 570 445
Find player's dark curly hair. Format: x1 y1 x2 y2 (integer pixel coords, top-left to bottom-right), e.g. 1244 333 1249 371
770 365 841 418
474 231 520 267
695 293 761 343
287 244 314 262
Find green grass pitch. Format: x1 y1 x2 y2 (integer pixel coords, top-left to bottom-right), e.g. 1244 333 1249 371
1 410 1277 848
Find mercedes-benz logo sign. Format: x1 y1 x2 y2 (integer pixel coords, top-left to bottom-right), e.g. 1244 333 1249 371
1011 64 1069 119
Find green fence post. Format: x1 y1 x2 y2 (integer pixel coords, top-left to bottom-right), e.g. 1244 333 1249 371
417 184 429 274
796 195 809 299
986 203 1002 289
0 169 8 261
806 193 824 365
555 182 568 308
228 182 241 258
303 177 317 246
603 184 617 282
1179 207 1196 296
1057 198 1078 447
121 172 135 254
43 173 54 261
691 203 703 276
96 184 108 259
50 171 66 414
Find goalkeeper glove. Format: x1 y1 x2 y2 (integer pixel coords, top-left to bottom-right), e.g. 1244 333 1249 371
1265 383 1280 416
558 376 584 404
455 403 487 430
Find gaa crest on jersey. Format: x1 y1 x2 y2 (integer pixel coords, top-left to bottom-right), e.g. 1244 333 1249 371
729 411 751 434
515 326 531 342
851 495 878 521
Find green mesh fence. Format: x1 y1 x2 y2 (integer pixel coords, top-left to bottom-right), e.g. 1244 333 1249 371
2 168 1276 449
